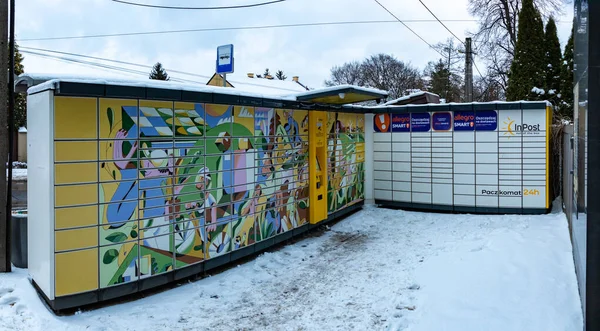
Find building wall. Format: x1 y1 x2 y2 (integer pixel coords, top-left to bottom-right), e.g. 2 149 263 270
46 95 365 299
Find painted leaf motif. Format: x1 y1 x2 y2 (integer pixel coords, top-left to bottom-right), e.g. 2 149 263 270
106 232 128 243
103 249 119 264
107 107 114 130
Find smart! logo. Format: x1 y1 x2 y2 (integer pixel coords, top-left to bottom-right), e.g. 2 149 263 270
454 113 474 128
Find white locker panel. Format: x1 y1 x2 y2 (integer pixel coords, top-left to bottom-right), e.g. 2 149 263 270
476 195 499 208
433 184 453 205
393 191 411 202
374 180 393 190
393 181 412 192
392 152 411 162
454 184 474 195
454 195 475 206
374 171 392 181
412 192 432 204
374 190 393 200
393 162 412 172
374 161 392 171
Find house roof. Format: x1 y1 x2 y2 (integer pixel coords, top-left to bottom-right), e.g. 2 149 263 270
209 73 310 96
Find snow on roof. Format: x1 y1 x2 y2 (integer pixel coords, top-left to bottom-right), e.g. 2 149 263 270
18 127 27 133
27 76 297 101
292 84 388 99
224 75 309 96
383 91 439 106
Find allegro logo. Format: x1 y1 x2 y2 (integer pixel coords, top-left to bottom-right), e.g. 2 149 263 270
392 116 410 123
455 114 474 122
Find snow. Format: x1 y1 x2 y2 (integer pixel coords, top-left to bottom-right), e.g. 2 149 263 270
18 127 27 133
549 89 557 95
226 75 310 96
0 204 582 330
531 87 546 95
383 91 439 106
6 169 27 180
292 84 389 99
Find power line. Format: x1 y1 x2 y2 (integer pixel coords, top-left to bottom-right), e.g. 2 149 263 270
20 46 212 80
18 19 479 42
111 0 286 10
371 0 445 58
416 0 464 46
20 46 310 92
21 50 203 83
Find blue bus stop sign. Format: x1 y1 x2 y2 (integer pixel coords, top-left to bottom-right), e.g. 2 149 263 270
216 44 234 74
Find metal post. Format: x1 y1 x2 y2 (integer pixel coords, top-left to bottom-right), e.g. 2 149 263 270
0 0 10 272
223 73 227 87
7 0 16 271
465 37 473 102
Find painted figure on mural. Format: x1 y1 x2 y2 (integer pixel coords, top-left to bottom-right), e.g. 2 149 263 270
108 129 174 235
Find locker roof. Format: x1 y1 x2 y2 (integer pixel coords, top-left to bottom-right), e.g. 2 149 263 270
16 74 388 112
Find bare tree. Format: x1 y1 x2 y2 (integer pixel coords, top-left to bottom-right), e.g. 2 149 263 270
468 0 565 93
325 54 424 99
360 54 424 99
325 61 365 86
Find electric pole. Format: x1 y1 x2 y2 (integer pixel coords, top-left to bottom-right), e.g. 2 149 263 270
0 0 10 272
465 37 474 102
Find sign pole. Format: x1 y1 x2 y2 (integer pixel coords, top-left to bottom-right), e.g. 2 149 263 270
223 73 227 87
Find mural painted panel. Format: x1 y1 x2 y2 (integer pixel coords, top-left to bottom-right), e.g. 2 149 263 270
55 97 365 294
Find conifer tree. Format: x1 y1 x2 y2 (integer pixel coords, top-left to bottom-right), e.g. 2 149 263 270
275 70 287 80
543 17 562 106
149 62 170 81
13 43 26 128
506 0 546 101
559 27 574 119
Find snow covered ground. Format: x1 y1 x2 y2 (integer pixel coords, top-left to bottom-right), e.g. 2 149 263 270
6 168 27 180
0 205 582 331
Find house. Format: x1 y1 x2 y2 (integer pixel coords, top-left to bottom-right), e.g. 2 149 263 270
206 72 310 96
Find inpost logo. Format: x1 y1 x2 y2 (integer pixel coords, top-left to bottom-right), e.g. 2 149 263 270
502 117 540 137
502 117 516 137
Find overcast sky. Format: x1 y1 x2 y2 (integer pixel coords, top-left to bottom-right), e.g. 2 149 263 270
16 0 574 88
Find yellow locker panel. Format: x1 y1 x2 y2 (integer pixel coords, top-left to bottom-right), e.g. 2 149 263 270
55 227 98 252
55 184 98 207
55 248 99 296
55 205 98 230
55 141 98 162
55 162 98 185
54 97 98 139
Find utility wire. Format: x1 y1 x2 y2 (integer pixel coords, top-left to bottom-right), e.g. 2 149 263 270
372 0 445 58
416 0 465 46
414 0 485 78
21 50 203 83
20 46 308 92
20 46 212 80
18 19 479 42
111 0 286 10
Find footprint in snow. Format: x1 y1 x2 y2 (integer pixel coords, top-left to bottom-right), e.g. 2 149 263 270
0 296 18 306
0 288 14 298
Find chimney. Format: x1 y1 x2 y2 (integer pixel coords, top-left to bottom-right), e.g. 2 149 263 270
292 76 299 82
266 74 273 79
247 73 254 78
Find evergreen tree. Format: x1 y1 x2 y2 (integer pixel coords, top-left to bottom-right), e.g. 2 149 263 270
275 70 287 80
543 17 562 106
13 43 26 128
425 59 462 102
149 62 169 81
263 68 271 78
559 27 574 119
506 0 546 101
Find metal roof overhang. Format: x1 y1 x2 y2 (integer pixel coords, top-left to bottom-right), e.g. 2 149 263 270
295 86 388 105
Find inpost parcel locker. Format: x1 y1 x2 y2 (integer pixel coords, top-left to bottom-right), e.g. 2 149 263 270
368 102 551 214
